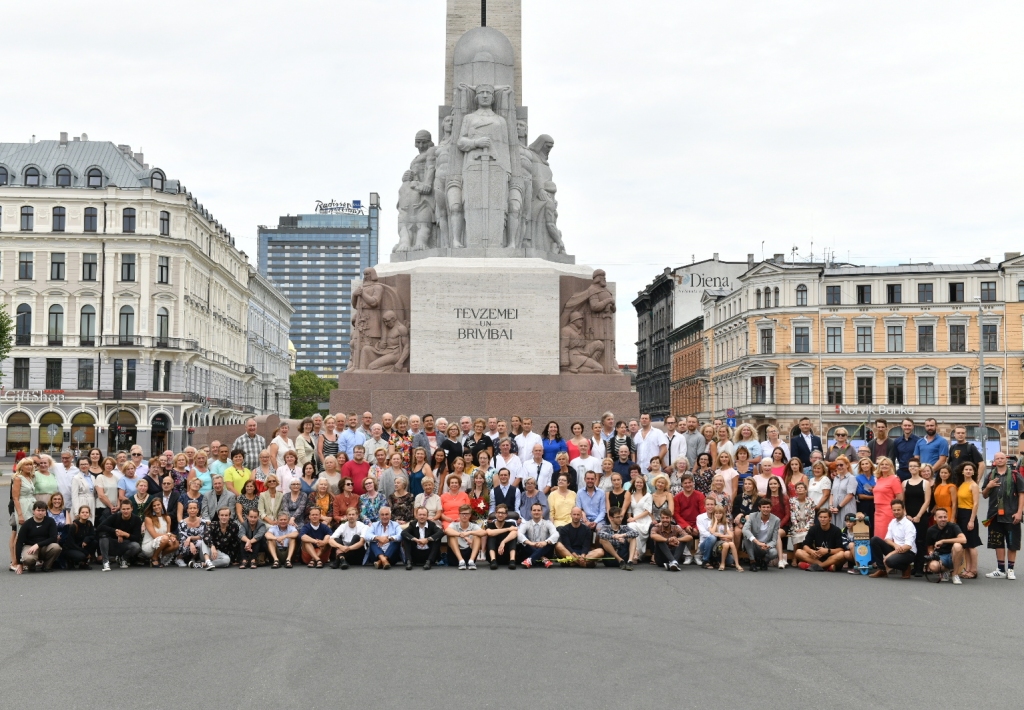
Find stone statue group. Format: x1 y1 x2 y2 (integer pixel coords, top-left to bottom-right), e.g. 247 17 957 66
396 83 565 255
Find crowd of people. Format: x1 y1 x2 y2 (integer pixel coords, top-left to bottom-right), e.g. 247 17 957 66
10 410 1023 584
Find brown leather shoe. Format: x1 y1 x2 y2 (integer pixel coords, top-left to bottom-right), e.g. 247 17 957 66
869 569 888 578
901 567 913 579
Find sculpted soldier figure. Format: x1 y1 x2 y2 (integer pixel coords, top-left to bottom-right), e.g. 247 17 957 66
561 311 605 374
395 130 435 252
560 270 617 373
457 83 513 247
527 134 565 254
507 118 530 248
349 268 409 372
362 311 409 373
433 113 461 248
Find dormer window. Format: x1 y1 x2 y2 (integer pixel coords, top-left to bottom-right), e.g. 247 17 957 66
24 167 40 186
56 167 72 187
0 167 8 186
87 168 102 188
151 171 165 191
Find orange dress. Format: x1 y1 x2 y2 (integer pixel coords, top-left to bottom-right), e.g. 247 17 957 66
931 482 957 522
872 475 903 538
440 491 470 526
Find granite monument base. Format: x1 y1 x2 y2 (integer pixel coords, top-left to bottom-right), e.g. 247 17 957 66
330 373 638 431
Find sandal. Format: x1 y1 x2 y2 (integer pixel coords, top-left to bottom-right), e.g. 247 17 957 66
271 561 280 569
307 560 316 568
251 561 258 569
315 560 323 568
704 563 715 570
284 560 293 568
717 566 725 571
151 561 163 568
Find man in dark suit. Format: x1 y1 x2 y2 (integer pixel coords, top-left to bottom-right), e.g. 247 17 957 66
158 475 182 531
790 417 823 467
401 506 443 570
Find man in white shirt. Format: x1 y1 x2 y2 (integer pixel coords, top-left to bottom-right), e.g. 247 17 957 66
521 443 554 493
517 503 559 568
869 500 917 579
51 451 79 512
356 411 375 440
129 445 149 477
329 507 367 569
515 418 542 464
663 416 687 470
634 414 668 476
485 417 501 446
569 440 602 490
362 424 389 462
492 438 523 488
407 415 422 441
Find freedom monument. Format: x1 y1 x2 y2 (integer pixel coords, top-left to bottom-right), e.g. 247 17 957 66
333 0 638 423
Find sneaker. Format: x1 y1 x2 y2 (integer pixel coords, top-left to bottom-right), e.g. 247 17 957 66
542 559 553 568
508 562 516 570
467 561 477 570
489 561 498 570
340 561 349 570
798 562 810 571
986 569 1007 579
1008 569 1017 580
205 560 216 570
102 562 111 572
175 559 187 567
623 560 633 571
119 559 129 569
939 571 950 583
952 575 962 585
618 560 627 570
521 558 532 569
683 553 694 565
668 561 680 571
693 554 703 566
458 560 467 570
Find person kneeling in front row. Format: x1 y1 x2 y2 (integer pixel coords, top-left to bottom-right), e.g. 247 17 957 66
446 504 485 570
554 507 604 567
742 499 780 571
650 508 689 571
364 506 403 569
99 499 144 571
518 503 559 568
265 512 299 569
484 504 519 569
598 507 639 570
869 500 917 579
402 506 443 570
794 509 847 571
238 509 267 569
15 501 61 574
300 506 333 568
925 507 967 584
329 507 367 569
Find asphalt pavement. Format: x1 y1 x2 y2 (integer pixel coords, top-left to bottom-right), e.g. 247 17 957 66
0 542 1018 710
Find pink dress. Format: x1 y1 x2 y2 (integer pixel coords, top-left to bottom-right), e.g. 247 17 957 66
872 475 903 538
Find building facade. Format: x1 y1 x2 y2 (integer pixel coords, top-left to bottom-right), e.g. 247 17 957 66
246 269 294 417
696 254 1024 454
258 200 379 377
0 134 292 457
668 315 705 418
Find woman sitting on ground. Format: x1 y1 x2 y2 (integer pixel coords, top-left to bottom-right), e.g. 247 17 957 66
177 477 204 523
281 479 309 530
142 498 178 567
176 501 214 570
65 505 97 569
731 477 760 553
258 475 284 526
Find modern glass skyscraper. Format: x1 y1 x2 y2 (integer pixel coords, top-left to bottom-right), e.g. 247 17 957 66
258 195 379 376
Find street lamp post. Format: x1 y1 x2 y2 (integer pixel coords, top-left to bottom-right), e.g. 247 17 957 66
975 297 987 462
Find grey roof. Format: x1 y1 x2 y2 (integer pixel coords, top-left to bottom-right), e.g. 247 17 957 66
824 263 999 277
0 137 179 192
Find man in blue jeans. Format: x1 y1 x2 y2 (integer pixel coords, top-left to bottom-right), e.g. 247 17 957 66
517 503 558 568
651 508 689 571
363 507 403 569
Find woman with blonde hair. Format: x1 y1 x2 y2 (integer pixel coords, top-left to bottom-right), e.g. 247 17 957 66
708 473 730 509
733 423 763 464
807 460 832 511
855 456 876 522
825 428 856 464
700 424 718 464
409 446 432 496
626 475 652 562
258 474 284 526
169 453 190 493
871 456 903 539
709 504 741 571
317 415 340 469
94 457 120 523
715 424 735 460
650 474 674 526
12 458 37 531
388 415 413 469
715 450 739 500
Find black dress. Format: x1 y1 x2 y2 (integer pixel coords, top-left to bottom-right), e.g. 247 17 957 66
903 480 928 572
608 490 626 521
441 439 464 471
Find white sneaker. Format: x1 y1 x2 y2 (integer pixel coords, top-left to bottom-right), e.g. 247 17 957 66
101 561 111 572
986 569 1007 579
778 559 787 569
693 554 703 566
467 561 477 570
205 560 216 570
683 553 694 565
939 571 950 582
952 575 962 585
175 559 186 567
1008 569 1016 580
119 559 129 569
458 560 467 570
668 561 680 571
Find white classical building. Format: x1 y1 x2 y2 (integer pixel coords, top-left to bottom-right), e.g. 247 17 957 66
0 133 292 456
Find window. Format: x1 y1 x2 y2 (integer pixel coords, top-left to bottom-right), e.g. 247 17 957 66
163 361 171 392
827 376 843 404
157 256 169 284
118 306 135 343
126 359 136 391
80 306 96 346
13 358 29 389
50 253 65 280
794 326 809 353
47 305 63 345
950 376 967 405
20 206 33 231
87 168 102 188
887 376 904 405
856 326 872 352
826 327 842 353
886 284 902 304
755 290 761 309
113 359 123 394
153 360 162 391
77 359 94 389
764 289 772 308
949 324 966 352
826 285 841 305
794 376 810 404
774 288 780 307
156 308 169 344
121 254 136 281
152 172 164 191
918 325 934 352
918 283 933 303
918 376 936 405
0 166 7 185
18 252 33 279
948 282 964 303
980 281 996 302
122 208 136 233
24 167 40 187
52 207 66 232
984 376 999 405
886 325 903 352
983 324 997 352
84 207 98 232
856 376 873 405
159 211 169 236
751 376 768 404
82 253 97 281
759 329 773 354
55 168 71 187
857 285 872 304
15 304 31 345
796 284 807 306
1019 280 1024 302
45 359 62 389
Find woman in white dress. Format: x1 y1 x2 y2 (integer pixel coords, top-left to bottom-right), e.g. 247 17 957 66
71 465 96 523
269 422 296 469
626 475 652 563
141 498 179 566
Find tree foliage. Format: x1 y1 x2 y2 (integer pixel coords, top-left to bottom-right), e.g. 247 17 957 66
289 370 337 420
0 304 12 385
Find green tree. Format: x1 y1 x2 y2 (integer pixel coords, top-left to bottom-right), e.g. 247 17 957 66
289 370 337 420
0 304 12 385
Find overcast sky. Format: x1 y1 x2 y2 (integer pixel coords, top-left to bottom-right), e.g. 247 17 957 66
4 1 1021 363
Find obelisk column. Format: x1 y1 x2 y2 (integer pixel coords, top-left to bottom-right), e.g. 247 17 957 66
445 0 522 104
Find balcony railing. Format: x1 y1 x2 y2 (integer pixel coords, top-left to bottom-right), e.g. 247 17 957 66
100 335 199 350
48 337 63 346
16 335 30 346
80 338 95 347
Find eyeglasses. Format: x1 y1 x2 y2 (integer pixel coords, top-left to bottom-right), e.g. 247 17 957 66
132 453 142 457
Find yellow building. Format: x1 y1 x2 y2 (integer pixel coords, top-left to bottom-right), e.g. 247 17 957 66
698 254 1024 453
